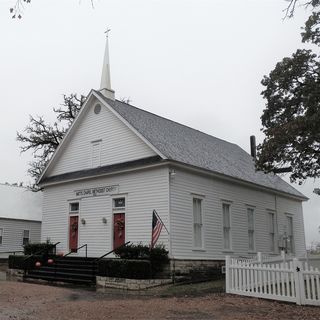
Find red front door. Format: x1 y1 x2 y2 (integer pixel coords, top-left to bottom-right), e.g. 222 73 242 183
113 213 125 249
69 216 79 252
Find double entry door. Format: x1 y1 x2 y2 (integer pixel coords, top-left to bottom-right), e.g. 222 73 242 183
68 213 125 252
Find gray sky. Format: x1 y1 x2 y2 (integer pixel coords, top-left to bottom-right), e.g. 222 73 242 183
0 0 319 245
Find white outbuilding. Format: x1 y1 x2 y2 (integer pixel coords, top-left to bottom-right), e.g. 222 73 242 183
0 184 42 258
38 35 307 272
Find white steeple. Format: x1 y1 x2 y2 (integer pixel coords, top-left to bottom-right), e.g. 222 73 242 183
99 29 115 100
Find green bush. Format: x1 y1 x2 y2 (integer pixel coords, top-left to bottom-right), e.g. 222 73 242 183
23 240 55 255
97 259 152 279
114 243 169 276
114 243 150 259
149 244 169 275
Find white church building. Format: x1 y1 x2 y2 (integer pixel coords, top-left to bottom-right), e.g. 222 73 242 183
38 35 307 268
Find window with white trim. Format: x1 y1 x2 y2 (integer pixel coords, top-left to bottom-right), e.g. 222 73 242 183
23 230 30 245
91 140 101 167
113 198 125 209
0 228 3 245
222 203 231 250
193 198 203 248
268 212 276 252
69 202 79 213
287 215 294 254
247 208 255 251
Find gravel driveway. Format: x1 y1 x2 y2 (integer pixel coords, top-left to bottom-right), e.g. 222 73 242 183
0 281 319 320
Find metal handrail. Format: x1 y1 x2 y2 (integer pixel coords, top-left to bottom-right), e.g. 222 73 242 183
94 241 131 262
63 244 88 258
53 244 88 280
91 242 131 279
23 242 61 262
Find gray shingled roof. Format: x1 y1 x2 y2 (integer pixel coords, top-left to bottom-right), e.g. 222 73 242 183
95 91 306 200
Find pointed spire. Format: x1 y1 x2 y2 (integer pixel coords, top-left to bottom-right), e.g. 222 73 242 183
99 29 115 100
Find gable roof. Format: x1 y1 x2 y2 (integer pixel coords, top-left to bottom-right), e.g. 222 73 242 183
94 91 306 200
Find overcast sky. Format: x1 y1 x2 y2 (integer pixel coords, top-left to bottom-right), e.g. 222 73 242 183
0 0 319 246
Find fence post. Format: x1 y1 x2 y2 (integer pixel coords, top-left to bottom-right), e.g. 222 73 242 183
257 252 262 264
293 258 304 305
225 256 231 293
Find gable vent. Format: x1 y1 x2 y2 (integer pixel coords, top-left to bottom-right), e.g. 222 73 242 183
94 104 101 114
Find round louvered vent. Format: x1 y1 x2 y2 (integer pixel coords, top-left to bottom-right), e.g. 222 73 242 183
94 104 101 114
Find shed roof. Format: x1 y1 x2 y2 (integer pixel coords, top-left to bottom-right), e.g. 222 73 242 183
95 91 306 200
0 184 42 221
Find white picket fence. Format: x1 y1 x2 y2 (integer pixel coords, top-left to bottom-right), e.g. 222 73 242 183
225 254 320 306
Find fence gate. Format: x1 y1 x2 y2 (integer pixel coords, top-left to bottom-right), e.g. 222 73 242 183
225 255 320 306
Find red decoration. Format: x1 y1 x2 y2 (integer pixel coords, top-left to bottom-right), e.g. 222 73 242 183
35 261 42 268
47 259 54 264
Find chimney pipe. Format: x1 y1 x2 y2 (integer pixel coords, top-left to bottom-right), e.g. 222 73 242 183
250 135 256 159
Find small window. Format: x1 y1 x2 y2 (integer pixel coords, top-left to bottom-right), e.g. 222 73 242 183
247 208 255 251
70 202 79 212
193 198 203 248
0 228 3 245
114 198 125 208
91 141 101 167
268 212 276 252
23 230 30 245
222 203 231 250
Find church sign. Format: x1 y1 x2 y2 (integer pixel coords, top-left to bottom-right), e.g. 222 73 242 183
74 185 119 198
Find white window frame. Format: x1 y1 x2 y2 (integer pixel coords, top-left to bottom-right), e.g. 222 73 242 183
23 229 30 246
69 202 80 214
247 206 255 252
91 140 102 168
222 201 232 251
112 196 126 211
0 228 3 246
192 196 205 250
112 194 127 250
286 214 295 254
267 211 276 253
67 201 81 253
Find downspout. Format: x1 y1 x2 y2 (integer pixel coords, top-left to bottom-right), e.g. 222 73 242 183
275 194 279 254
168 166 175 283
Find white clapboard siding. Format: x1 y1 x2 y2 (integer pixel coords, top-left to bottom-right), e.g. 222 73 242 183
169 168 306 260
41 166 169 257
47 96 157 177
276 197 306 256
0 218 41 257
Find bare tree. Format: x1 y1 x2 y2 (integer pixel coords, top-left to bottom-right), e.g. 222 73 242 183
10 0 95 19
17 94 85 187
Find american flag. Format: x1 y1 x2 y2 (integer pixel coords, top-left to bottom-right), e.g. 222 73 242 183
151 210 163 248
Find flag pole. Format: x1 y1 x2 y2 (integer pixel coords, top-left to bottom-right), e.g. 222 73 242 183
153 210 170 235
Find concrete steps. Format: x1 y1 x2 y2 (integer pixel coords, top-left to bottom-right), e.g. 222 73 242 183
24 256 97 286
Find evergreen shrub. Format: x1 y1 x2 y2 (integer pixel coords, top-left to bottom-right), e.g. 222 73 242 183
114 243 169 276
97 259 152 279
23 240 55 255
